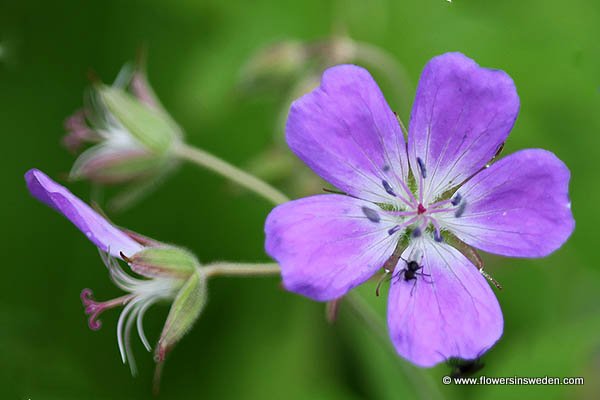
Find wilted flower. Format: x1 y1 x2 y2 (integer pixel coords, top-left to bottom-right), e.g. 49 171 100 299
265 53 574 366
25 169 205 374
64 65 183 210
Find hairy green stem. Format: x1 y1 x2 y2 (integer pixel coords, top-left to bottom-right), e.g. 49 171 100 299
175 143 289 205
203 262 281 278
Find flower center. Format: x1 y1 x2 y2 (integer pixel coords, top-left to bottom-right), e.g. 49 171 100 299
377 158 468 242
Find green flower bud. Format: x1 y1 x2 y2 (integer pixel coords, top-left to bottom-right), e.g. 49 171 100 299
64 63 185 210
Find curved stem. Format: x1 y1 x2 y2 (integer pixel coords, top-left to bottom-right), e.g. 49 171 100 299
203 262 281 278
174 143 290 206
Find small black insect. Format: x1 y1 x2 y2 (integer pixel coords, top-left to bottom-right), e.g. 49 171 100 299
375 248 432 297
396 259 427 282
395 258 433 296
447 357 485 378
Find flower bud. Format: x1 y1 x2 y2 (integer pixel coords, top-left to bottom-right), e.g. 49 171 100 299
64 63 184 209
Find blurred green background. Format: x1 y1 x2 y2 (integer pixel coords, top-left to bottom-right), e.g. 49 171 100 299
1 0 599 399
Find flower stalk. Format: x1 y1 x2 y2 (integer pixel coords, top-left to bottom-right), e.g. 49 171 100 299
174 142 289 205
202 262 281 278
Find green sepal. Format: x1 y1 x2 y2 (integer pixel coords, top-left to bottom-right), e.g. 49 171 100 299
155 270 207 361
98 85 180 153
125 246 200 279
70 144 169 184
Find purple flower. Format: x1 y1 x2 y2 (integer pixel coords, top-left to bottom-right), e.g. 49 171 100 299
264 53 574 366
25 169 206 374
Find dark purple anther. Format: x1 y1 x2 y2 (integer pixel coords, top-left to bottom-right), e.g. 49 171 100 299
455 201 467 218
388 225 402 235
451 193 462 206
416 157 427 179
362 206 381 223
382 180 396 197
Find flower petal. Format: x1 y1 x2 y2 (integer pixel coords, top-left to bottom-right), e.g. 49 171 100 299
286 65 409 204
438 149 574 257
25 169 143 258
387 238 503 367
265 194 400 301
408 52 520 202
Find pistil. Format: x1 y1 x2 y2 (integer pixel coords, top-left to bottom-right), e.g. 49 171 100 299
81 288 133 330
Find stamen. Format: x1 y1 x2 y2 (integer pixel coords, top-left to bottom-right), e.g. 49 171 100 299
455 201 467 218
381 180 396 197
416 157 427 179
387 216 418 236
361 206 381 223
388 225 402 235
428 198 453 209
425 207 455 215
416 158 426 205
380 179 417 209
382 165 390 172
389 210 417 217
117 298 139 364
428 218 443 242
397 179 418 207
124 301 140 376
451 193 462 206
412 228 422 238
136 299 155 352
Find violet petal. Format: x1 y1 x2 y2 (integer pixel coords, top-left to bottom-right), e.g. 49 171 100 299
286 65 409 204
439 149 574 257
25 168 143 258
265 194 399 301
408 52 520 202
387 238 503 366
